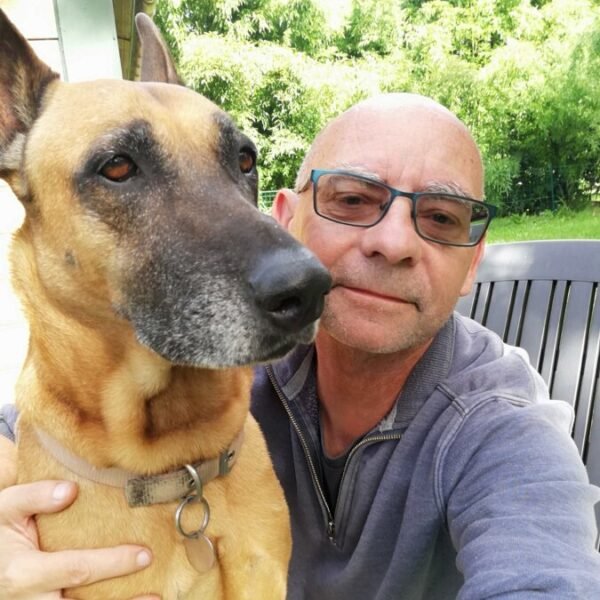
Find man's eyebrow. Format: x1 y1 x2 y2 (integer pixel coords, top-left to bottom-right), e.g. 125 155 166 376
421 181 472 197
335 164 387 184
338 172 476 199
294 164 385 193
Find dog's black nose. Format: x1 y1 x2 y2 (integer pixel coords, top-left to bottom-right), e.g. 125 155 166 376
250 249 331 332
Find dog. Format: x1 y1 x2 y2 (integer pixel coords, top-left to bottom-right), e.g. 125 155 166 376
0 11 331 599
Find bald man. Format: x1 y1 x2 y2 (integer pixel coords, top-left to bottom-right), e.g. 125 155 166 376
1 94 600 598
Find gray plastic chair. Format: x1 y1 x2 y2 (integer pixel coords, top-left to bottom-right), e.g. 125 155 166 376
456 239 600 547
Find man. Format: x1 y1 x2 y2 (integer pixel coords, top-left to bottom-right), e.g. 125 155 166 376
1 93 599 598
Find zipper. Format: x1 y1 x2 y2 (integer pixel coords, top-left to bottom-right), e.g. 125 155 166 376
332 431 403 521
267 365 336 540
267 365 403 545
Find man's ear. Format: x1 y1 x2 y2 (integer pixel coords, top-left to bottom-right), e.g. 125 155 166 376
459 240 485 297
135 13 182 84
271 189 299 230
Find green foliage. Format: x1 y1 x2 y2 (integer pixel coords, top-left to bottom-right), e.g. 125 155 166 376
175 33 378 190
178 35 254 124
153 0 183 62
472 4 600 212
158 0 331 55
176 0 272 37
336 0 404 57
154 0 600 212
263 0 330 55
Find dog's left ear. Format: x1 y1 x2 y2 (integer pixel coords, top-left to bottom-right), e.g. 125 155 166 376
135 13 182 85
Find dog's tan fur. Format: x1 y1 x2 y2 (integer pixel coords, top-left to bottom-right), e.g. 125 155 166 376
0 12 307 600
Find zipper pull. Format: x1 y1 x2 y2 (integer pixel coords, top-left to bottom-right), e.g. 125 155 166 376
327 520 336 542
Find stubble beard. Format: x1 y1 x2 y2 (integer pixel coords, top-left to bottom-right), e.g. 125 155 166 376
318 297 449 356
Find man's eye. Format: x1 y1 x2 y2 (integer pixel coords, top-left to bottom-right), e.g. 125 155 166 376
340 194 365 206
431 213 452 224
99 155 139 182
422 211 459 227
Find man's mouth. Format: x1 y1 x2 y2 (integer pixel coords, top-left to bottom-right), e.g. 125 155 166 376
336 285 410 304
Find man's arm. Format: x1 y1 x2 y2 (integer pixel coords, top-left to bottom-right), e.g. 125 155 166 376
0 406 160 599
443 399 600 598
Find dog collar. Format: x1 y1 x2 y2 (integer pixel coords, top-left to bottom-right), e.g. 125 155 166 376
34 427 244 507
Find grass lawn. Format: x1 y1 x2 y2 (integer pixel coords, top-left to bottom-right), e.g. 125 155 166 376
486 206 600 244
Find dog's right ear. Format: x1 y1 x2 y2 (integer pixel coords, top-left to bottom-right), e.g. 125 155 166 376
0 9 59 186
135 13 182 85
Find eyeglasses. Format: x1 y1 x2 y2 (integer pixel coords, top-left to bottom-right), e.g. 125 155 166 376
310 169 496 247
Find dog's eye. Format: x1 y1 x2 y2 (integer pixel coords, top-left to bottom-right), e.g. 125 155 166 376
99 155 139 182
239 148 256 175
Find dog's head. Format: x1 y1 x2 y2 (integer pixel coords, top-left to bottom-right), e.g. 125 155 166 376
0 11 331 368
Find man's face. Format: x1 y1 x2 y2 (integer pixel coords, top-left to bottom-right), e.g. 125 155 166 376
274 100 485 355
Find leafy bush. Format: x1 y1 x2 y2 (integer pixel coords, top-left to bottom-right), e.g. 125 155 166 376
155 0 600 213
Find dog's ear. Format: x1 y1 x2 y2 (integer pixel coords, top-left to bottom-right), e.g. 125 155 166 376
0 9 59 183
135 13 182 85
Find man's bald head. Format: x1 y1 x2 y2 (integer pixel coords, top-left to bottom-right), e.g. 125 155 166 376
294 93 483 198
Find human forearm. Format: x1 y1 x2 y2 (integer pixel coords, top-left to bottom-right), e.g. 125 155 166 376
445 400 600 598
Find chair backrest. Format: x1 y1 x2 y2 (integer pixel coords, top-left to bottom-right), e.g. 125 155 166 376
456 240 600 511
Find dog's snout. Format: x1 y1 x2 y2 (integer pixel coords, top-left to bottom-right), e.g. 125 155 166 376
250 250 331 332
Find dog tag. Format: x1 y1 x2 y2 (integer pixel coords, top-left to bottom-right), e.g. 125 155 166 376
184 533 216 573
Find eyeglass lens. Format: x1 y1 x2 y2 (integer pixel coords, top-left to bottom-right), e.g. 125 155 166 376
315 173 490 246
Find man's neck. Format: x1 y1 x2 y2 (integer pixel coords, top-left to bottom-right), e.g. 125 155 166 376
315 331 432 457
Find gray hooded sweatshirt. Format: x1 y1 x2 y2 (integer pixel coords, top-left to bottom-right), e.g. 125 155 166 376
251 314 600 599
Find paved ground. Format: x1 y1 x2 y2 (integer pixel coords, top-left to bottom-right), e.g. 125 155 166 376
0 182 28 406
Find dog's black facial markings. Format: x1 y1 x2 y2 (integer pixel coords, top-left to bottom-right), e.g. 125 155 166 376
75 119 173 231
79 120 166 180
215 113 258 206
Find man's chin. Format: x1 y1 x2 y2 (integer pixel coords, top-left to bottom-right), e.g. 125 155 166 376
319 312 440 356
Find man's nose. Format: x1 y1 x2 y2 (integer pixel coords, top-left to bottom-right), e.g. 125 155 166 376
359 198 422 264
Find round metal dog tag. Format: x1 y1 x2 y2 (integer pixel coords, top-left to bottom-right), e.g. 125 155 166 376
184 534 216 573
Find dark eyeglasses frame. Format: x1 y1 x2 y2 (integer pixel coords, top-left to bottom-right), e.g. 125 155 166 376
309 169 497 247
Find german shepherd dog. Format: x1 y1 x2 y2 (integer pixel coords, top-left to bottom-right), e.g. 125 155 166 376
0 11 330 599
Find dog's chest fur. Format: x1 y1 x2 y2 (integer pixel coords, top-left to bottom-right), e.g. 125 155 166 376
18 417 290 599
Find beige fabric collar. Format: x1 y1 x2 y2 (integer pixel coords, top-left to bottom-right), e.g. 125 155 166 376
34 427 244 507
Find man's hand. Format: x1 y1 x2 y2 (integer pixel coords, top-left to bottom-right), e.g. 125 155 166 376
0 479 160 599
